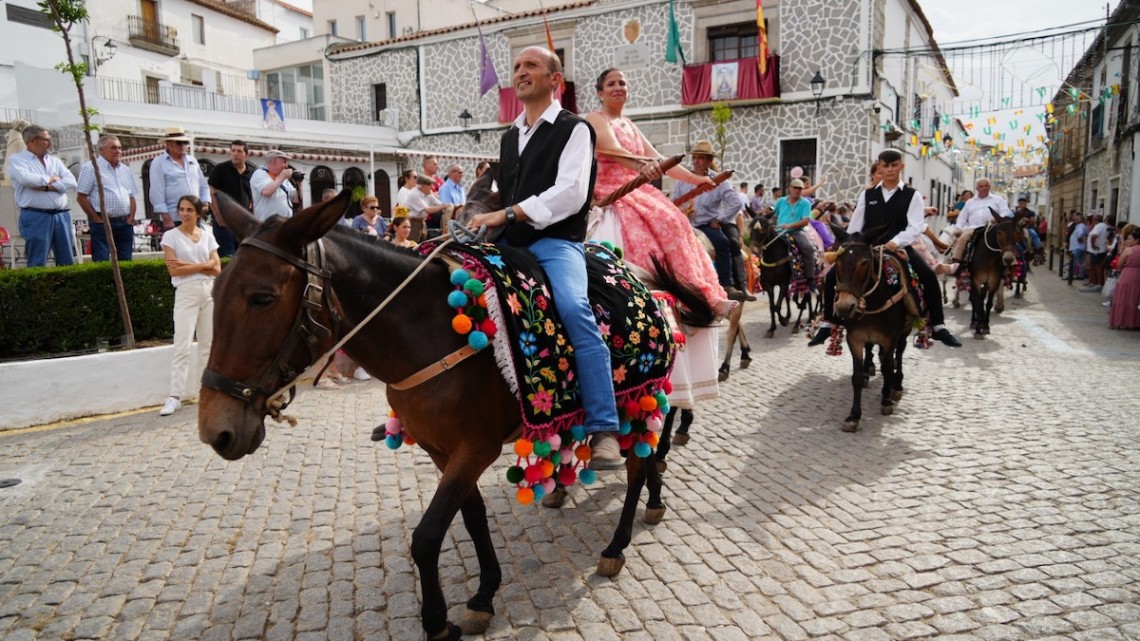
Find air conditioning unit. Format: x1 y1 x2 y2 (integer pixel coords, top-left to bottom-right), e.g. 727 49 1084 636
377 108 398 129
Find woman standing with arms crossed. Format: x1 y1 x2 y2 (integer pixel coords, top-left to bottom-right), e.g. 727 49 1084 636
159 195 220 416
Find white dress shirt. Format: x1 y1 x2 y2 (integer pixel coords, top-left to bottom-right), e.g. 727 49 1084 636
847 182 924 248
512 100 592 230
956 194 1012 230
8 150 76 210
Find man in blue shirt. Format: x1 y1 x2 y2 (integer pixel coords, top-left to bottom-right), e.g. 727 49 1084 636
772 178 817 291
77 134 139 261
148 127 210 229
8 125 78 266
438 164 466 207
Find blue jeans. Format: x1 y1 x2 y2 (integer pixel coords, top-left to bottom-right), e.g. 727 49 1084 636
212 223 237 258
524 237 619 434
697 223 733 286
1026 227 1042 249
90 218 135 262
1070 248 1086 278
19 208 74 267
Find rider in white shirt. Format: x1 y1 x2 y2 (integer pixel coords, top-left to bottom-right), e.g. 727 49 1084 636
950 178 1012 265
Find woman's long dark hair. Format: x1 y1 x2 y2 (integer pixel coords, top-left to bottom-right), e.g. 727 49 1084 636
178 195 206 227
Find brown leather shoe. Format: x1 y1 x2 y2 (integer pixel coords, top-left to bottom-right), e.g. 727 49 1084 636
588 432 623 470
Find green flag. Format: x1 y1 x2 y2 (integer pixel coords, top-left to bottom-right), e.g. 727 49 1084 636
666 0 686 64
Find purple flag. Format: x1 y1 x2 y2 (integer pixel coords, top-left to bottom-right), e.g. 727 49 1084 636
478 27 499 97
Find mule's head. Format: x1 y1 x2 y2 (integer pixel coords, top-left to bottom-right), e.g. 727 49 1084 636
994 218 1025 266
832 239 875 320
749 215 774 255
198 191 352 460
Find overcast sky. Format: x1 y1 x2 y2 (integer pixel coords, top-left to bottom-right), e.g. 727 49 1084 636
921 0 1111 44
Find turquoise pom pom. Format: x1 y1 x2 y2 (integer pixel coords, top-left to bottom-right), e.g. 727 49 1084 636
447 290 469 309
468 331 489 350
450 269 469 286
531 483 546 500
463 278 485 296
385 434 403 449
579 468 597 485
619 421 632 435
633 442 652 458
570 425 586 442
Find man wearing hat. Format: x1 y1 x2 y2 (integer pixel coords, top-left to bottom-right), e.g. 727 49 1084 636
148 127 210 230
250 149 298 221
772 177 818 291
672 141 751 301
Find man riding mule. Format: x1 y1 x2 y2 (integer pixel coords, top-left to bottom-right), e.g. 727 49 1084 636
808 149 962 348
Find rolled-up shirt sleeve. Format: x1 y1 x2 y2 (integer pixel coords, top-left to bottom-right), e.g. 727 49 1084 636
514 122 592 230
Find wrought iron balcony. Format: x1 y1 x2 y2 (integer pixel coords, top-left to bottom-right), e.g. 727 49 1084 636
128 15 180 57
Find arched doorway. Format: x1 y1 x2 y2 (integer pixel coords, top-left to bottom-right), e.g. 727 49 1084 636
373 169 391 218
309 165 335 205
343 167 367 220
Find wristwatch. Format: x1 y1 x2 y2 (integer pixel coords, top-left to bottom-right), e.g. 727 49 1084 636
505 206 517 224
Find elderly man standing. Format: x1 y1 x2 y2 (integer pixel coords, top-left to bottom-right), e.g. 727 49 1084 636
422 155 444 192
950 178 1012 265
405 175 451 241
249 150 298 221
672 141 749 301
77 134 138 262
438 164 466 207
149 127 210 230
9 125 78 266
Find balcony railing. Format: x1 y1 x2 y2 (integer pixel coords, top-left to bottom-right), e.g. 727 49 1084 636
97 77 326 122
128 15 180 57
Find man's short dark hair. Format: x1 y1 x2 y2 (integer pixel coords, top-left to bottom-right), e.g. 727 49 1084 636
878 149 903 164
230 140 248 153
754 184 765 194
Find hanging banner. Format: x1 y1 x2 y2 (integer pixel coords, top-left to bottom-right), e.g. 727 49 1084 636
711 61 739 100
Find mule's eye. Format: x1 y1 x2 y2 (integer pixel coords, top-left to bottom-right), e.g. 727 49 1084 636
249 293 276 308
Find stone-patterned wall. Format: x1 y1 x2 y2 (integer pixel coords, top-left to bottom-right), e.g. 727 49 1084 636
779 0 863 96
1083 138 1133 221
330 48 418 129
421 33 511 131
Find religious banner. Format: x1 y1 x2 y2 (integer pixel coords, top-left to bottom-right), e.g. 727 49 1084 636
711 62 739 100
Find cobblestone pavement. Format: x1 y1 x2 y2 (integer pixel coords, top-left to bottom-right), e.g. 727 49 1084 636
2 270 1138 641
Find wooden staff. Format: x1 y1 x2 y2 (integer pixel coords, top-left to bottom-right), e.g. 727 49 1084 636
593 154 685 208
672 169 735 208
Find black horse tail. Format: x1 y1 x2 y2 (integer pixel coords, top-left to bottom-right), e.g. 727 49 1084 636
648 254 717 328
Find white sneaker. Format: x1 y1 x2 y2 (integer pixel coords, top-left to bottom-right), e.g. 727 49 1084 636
159 397 181 416
353 367 372 381
315 377 339 389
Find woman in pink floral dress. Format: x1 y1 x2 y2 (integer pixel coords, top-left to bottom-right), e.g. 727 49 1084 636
586 68 735 318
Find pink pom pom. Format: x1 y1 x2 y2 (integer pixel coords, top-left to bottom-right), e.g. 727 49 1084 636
560 447 575 462
646 415 663 433
385 418 401 435
547 434 561 450
541 478 556 493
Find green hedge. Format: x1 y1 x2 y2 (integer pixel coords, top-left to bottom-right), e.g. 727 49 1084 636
0 260 178 359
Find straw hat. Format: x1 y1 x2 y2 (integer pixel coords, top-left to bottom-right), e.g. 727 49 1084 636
161 127 191 142
688 140 719 157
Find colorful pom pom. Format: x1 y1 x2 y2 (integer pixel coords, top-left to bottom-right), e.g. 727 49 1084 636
622 401 641 418
574 444 592 462
570 425 586 442
579 469 597 485
479 319 497 338
450 269 470 286
539 460 555 479
513 438 533 457
559 466 578 486
506 465 524 483
531 483 546 501
600 241 615 252
524 464 543 484
645 416 663 433
541 478 556 494
533 441 552 458
662 380 673 394
639 395 658 412
645 432 660 447
385 418 402 435
619 421 632 435
468 331 489 350
385 434 403 449
546 434 561 450
447 290 469 309
633 442 652 458
451 314 473 334
463 278 485 296
516 487 535 505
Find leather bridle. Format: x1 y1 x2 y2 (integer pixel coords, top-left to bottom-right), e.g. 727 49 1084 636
834 243 909 320
200 237 340 420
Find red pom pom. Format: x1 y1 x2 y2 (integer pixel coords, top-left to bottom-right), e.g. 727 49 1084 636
524 464 543 484
479 319 497 338
618 434 635 450
662 380 673 394
558 466 578 486
622 401 641 418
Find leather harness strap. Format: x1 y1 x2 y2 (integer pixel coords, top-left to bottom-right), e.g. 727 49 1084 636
388 345 480 391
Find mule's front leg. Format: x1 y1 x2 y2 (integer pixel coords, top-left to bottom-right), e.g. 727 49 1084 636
844 338 866 432
456 489 502 635
597 454 647 577
879 342 896 415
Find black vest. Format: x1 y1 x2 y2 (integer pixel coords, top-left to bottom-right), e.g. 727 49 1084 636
863 184 915 245
499 110 597 247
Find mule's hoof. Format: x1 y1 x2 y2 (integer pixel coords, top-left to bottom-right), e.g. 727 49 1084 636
890 389 903 403
596 554 626 577
459 608 494 635
974 332 985 340
981 327 991 335
717 366 730 383
792 324 802 335
429 622 463 641
861 375 870 386
765 330 775 338
655 460 667 474
643 506 667 525
739 356 751 369
881 403 894 416
841 420 859 433
672 433 690 446
541 487 568 509
953 300 961 308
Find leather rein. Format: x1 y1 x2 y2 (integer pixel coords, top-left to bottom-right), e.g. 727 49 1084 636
201 234 467 422
833 244 910 320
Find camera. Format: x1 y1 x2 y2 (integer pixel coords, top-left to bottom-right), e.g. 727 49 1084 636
291 171 305 181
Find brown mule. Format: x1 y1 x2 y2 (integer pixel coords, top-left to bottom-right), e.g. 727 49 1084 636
197 186 700 641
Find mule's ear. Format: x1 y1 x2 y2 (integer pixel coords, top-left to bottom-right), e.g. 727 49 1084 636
279 189 352 246
215 192 260 241
465 169 496 207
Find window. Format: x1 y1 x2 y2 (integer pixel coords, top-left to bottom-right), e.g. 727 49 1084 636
387 11 396 39
328 19 337 36
708 22 759 62
373 83 387 121
300 27 309 39
780 138 817 188
7 4 54 28
357 15 366 41
192 14 205 45
1091 104 1104 141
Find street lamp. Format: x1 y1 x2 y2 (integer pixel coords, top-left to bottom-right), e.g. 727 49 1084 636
810 71 825 115
90 36 117 74
458 109 481 142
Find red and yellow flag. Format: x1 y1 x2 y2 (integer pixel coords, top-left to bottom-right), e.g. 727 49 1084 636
757 0 770 75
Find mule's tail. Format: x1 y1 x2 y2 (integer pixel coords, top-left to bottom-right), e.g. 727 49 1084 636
648 255 717 328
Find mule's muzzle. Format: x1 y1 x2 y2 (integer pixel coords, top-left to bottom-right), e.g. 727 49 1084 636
198 390 267 460
1002 251 1016 265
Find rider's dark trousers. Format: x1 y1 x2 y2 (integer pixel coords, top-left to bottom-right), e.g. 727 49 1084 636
722 222 748 290
821 245 945 326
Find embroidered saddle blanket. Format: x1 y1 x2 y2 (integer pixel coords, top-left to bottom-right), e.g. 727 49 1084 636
418 240 676 437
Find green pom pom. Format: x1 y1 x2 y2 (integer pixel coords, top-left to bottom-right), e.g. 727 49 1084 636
463 278 485 296
506 466 524 483
614 246 624 259
533 441 552 458
600 241 615 252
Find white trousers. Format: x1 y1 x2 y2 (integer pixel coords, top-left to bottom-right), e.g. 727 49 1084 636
169 279 214 398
